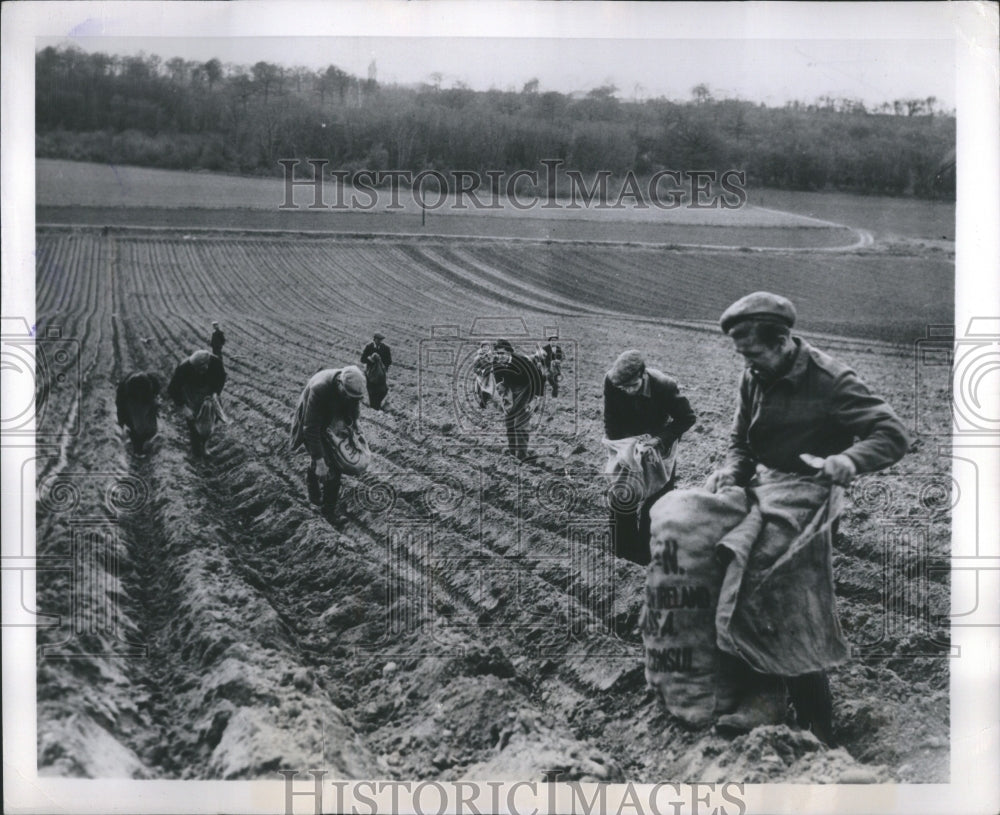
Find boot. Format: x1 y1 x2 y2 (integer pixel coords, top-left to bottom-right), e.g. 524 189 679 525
715 674 788 733
188 421 205 457
322 472 346 525
715 653 750 716
787 671 834 745
306 468 322 506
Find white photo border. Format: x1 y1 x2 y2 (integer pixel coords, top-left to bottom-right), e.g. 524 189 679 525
3 2 998 814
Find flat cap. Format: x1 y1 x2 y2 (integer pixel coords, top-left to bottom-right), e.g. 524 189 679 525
340 365 367 399
608 350 645 386
373 332 385 341
720 291 796 333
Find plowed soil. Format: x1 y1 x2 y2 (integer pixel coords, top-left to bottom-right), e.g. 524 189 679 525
34 212 952 783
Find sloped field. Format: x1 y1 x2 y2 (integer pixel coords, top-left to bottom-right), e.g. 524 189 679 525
35 228 952 783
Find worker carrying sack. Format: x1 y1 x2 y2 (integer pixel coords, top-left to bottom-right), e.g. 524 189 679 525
640 487 747 726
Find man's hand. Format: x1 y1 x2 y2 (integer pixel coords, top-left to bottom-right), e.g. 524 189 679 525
654 434 676 455
705 469 737 493
181 406 194 421
314 459 329 479
821 454 857 486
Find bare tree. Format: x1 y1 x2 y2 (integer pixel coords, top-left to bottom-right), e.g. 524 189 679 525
691 83 712 104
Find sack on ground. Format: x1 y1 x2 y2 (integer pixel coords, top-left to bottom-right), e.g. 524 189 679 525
329 422 372 476
641 487 747 726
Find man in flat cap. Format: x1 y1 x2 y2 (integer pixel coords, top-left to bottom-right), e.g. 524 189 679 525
361 332 392 410
290 365 367 524
604 350 696 564
698 291 910 742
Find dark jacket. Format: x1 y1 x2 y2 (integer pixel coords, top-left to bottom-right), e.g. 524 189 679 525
116 372 160 426
168 351 226 411
290 368 362 461
493 351 544 401
722 338 910 483
603 368 696 447
361 341 392 370
541 343 564 365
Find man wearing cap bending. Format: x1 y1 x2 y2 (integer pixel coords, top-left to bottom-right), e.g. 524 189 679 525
604 350 696 565
168 349 227 456
361 332 392 410
290 365 367 524
702 291 909 742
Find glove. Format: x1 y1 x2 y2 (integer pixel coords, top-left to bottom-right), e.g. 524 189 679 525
314 458 329 479
705 470 737 493
821 454 857 486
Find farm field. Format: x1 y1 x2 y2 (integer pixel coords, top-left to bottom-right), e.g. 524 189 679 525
33 212 954 784
747 188 955 242
37 159 867 249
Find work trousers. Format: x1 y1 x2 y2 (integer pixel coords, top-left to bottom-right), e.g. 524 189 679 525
611 478 674 566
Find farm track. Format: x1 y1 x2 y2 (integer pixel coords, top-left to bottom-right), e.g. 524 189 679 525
34 227 952 782
37 205 862 250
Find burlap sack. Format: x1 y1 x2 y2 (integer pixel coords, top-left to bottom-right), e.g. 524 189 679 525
641 487 747 726
192 396 217 441
329 423 372 476
603 437 675 512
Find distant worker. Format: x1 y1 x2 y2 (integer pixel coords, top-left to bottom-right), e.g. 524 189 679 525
538 335 565 397
361 332 392 410
473 340 496 409
116 371 162 455
290 365 369 525
210 321 226 359
603 350 696 565
168 349 227 456
492 339 544 462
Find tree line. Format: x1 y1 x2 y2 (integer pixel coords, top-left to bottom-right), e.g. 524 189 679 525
36 45 955 199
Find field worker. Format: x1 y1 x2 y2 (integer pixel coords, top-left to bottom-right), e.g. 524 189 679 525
290 365 367 525
603 350 696 565
210 321 226 359
360 332 392 410
473 340 496 409
700 291 910 743
167 350 227 456
493 339 544 462
538 335 565 397
116 371 162 455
